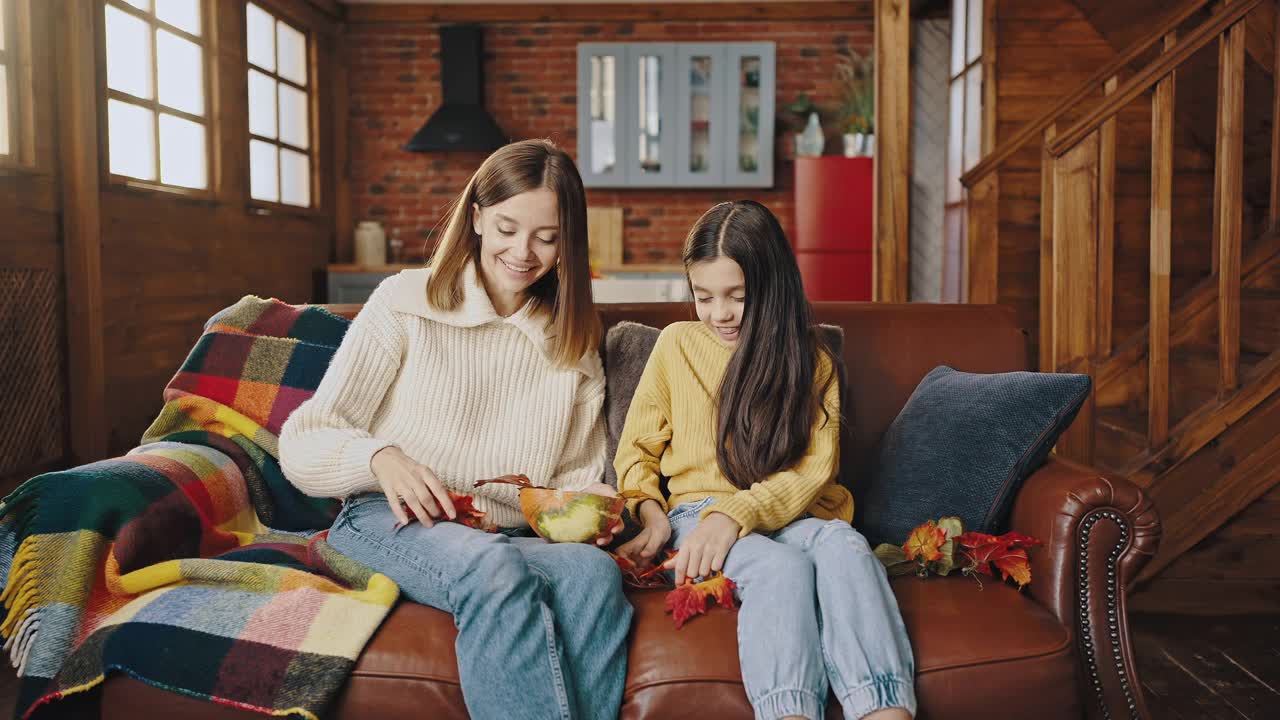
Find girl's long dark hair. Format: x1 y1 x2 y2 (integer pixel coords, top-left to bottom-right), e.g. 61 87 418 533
684 200 835 490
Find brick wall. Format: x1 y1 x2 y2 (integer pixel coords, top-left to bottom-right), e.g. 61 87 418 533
347 9 873 264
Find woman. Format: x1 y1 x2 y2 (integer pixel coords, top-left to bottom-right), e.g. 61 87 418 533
280 139 630 720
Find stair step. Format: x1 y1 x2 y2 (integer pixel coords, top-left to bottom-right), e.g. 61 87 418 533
1242 288 1280 355
1095 406 1148 473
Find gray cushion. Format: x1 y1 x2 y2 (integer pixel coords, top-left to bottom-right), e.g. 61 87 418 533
858 365 1091 546
601 321 846 487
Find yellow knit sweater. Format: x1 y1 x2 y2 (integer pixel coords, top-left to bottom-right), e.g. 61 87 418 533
614 322 854 537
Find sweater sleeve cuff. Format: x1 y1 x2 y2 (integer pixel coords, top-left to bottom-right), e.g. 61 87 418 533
626 494 668 518
702 499 757 538
345 437 398 494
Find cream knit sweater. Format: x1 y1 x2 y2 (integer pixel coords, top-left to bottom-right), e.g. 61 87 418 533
279 262 607 528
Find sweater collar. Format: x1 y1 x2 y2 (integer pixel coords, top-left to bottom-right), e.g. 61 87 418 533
388 262 593 376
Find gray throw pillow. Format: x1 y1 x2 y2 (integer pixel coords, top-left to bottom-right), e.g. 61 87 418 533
858 365 1092 546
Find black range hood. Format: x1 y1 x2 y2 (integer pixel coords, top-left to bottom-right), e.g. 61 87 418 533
405 25 508 153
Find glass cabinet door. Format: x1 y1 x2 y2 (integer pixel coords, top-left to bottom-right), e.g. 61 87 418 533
676 44 726 186
577 43 627 187
725 42 775 188
625 43 676 186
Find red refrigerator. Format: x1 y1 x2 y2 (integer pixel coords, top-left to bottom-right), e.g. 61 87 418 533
793 156 874 301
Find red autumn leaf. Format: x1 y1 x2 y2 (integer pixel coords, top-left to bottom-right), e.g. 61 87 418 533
664 573 738 629
394 491 493 532
953 531 1000 549
996 531 1043 549
962 540 1032 587
448 491 490 530
903 520 947 562
612 550 676 589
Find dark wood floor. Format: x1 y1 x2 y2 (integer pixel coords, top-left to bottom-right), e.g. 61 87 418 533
0 613 1275 718
1132 613 1280 719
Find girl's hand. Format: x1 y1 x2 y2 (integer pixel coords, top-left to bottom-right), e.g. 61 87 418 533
664 511 741 585
579 482 626 546
371 446 457 528
617 500 672 563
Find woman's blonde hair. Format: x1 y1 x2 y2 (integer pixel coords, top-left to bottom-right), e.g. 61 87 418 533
427 139 600 367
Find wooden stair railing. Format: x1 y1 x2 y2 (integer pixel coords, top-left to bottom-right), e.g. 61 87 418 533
959 0 1216 305
1044 0 1264 465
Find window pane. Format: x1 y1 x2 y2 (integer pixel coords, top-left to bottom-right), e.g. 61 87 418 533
122 0 151 11
108 99 156 180
155 0 200 36
280 148 310 206
157 30 203 115
950 0 966 76
967 0 983 65
0 0 6 53
738 56 762 173
246 3 275 72
277 21 307 86
159 114 206 188
249 139 279 202
278 83 308 149
0 65 9 156
963 66 983 171
636 54 661 173
105 5 153 100
588 54 615 174
247 69 277 138
689 55 711 173
946 77 963 203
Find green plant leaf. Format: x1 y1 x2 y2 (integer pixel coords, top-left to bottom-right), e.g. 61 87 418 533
874 542 909 569
933 516 964 576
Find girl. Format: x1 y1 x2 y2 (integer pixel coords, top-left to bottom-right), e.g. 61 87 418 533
615 200 916 720
280 140 630 720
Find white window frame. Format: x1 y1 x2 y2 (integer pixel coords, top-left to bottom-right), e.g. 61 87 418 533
245 1 317 210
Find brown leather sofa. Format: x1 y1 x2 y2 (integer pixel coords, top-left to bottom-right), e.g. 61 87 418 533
101 302 1160 720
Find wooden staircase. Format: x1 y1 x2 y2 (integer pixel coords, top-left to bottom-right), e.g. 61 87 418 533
961 0 1280 586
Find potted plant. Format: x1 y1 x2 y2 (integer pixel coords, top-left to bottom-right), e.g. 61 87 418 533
835 49 875 157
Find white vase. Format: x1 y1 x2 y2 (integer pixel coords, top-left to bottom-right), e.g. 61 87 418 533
355 221 387 267
843 133 876 157
797 112 825 156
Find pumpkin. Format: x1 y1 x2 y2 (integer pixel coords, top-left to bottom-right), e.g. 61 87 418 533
475 475 628 544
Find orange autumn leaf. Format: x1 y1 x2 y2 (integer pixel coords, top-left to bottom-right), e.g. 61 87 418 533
664 573 738 629
903 520 947 562
993 549 1032 588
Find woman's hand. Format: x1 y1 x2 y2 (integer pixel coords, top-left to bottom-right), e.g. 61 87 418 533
370 446 457 528
664 511 741 585
579 482 627 546
616 500 672 564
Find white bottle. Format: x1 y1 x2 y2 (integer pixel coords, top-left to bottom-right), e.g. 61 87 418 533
798 112 825 156
354 221 387 267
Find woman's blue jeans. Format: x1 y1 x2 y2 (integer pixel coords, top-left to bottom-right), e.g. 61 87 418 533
328 493 632 720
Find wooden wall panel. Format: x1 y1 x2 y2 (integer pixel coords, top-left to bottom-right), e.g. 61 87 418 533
93 0 340 454
0 0 64 492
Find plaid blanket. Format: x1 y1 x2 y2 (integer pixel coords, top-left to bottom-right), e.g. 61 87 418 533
0 298 398 719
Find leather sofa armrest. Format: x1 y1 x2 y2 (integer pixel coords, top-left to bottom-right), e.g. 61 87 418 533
1009 457 1161 720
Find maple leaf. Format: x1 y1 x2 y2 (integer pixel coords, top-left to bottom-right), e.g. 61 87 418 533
996 531 1044 549
961 538 1032 587
612 550 676 589
394 491 493 532
664 573 738 629
953 531 1001 548
993 548 1032 587
903 520 946 562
